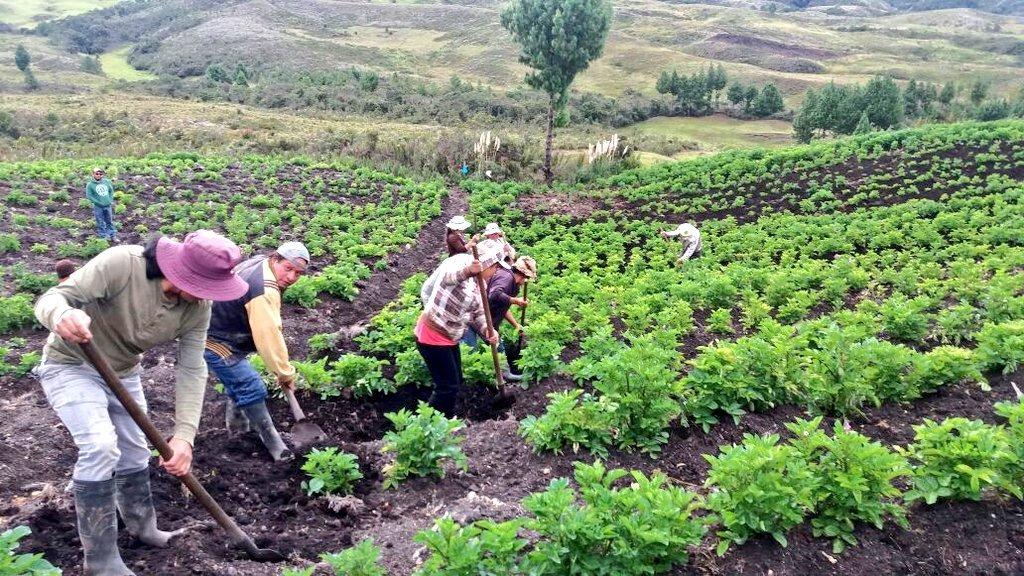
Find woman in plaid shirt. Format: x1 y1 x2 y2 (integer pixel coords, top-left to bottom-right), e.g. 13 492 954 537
416 239 504 416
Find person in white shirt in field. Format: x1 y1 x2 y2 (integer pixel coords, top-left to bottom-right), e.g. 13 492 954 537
662 222 702 263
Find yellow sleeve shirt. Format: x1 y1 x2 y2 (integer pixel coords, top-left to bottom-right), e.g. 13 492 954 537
245 260 296 383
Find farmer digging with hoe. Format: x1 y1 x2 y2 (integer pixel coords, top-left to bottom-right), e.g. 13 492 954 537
86 167 117 243
416 239 505 416
204 242 310 462
33 230 248 576
459 254 537 382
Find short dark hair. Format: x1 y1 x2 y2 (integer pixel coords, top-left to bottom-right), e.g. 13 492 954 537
55 259 77 280
142 234 165 280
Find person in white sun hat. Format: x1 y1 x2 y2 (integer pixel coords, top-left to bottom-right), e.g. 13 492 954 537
482 222 517 263
662 221 702 263
446 215 471 256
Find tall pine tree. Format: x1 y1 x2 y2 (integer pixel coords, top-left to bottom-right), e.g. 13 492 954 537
501 0 613 184
14 44 30 72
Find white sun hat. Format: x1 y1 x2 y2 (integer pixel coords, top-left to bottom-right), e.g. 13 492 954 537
447 215 471 231
483 222 504 236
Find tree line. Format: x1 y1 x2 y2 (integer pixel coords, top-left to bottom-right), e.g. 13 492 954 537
656 65 785 119
794 75 1024 142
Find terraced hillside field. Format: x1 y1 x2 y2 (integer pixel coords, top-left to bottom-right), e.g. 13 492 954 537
3 120 1024 575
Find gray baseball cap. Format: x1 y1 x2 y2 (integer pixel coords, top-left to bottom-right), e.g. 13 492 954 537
277 241 310 269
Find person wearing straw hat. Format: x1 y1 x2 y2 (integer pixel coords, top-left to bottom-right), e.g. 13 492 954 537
661 222 702 263
86 167 117 242
204 242 310 462
33 230 247 576
485 255 537 381
416 239 504 416
446 215 471 256
482 222 517 263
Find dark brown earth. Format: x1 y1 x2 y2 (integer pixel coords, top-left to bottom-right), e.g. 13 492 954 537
2 155 1024 575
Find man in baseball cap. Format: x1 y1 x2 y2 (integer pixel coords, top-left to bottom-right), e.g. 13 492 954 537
204 241 311 461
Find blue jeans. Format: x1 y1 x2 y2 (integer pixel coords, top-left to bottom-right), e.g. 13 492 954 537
204 350 267 408
92 205 115 240
460 328 505 352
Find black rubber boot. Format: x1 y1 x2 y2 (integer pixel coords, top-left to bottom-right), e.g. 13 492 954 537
224 399 250 434
241 401 292 461
73 479 135 576
503 341 524 382
115 468 184 548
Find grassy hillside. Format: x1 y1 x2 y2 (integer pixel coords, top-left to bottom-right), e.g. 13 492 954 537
1 0 1022 171
41 0 1024 101
0 0 117 29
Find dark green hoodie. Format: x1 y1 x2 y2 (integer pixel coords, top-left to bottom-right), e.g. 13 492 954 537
85 177 114 208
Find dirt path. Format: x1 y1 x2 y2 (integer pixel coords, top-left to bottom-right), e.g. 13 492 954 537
284 186 468 357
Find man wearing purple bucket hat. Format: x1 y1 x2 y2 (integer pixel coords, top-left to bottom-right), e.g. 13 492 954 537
33 230 247 576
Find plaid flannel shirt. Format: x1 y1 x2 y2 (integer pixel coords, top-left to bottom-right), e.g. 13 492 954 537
422 253 487 342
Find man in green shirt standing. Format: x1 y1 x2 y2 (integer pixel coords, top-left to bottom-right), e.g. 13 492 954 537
86 167 116 242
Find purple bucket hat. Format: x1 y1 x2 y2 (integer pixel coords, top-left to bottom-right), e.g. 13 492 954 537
156 230 248 301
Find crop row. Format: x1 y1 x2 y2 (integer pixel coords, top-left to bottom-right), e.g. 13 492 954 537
0 154 448 320
272 398 1024 575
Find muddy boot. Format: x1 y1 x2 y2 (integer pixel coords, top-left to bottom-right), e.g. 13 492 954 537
224 399 250 434
241 401 293 462
115 468 184 548
73 479 135 576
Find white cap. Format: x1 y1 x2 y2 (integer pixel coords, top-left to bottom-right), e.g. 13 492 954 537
277 241 310 269
447 215 471 231
483 222 503 236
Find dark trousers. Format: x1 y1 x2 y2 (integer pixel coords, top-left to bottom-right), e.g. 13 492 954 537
416 342 463 417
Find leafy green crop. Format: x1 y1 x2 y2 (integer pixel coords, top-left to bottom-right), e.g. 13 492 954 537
786 418 910 553
0 526 60 575
381 403 467 489
704 434 817 554
320 539 386 576
524 460 706 575
300 447 363 496
413 517 527 576
902 417 1021 504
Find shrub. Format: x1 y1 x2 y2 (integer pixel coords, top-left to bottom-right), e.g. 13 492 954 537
786 417 910 553
524 461 706 574
704 434 817 554
28 243 48 255
902 417 1021 503
300 447 363 496
381 403 467 489
320 539 386 576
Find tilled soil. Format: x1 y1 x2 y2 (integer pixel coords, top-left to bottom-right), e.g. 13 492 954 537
3 336 1023 576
